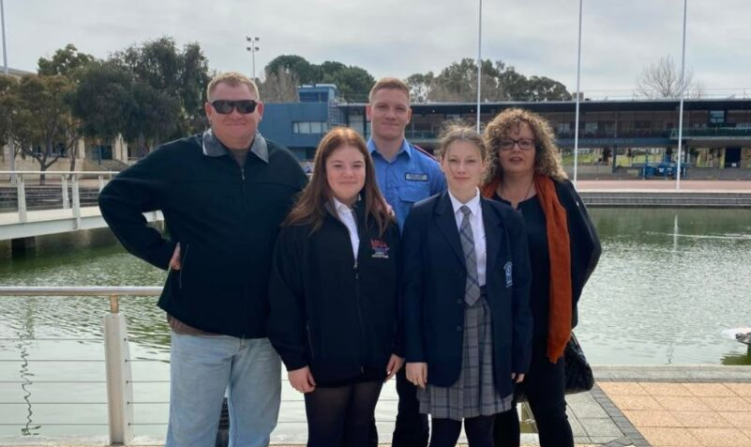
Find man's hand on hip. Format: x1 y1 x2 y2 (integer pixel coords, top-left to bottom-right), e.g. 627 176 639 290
169 243 181 270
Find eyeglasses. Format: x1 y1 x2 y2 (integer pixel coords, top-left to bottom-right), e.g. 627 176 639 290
499 138 536 151
210 99 258 114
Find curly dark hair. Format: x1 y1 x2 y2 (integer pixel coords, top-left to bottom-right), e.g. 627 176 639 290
484 108 567 182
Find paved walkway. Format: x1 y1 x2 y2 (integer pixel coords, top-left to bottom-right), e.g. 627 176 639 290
6 366 751 447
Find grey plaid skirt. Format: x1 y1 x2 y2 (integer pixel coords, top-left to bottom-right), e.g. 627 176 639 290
418 295 513 420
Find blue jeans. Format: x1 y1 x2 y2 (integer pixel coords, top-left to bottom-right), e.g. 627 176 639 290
166 333 282 447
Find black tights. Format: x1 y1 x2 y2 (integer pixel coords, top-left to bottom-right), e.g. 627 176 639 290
305 380 383 447
430 415 495 447
493 341 573 447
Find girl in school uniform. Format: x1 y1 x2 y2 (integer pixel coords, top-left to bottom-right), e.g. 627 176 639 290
403 125 533 447
267 127 403 447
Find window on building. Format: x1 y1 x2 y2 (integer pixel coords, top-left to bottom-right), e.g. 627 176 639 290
709 110 726 125
292 121 328 134
556 123 571 134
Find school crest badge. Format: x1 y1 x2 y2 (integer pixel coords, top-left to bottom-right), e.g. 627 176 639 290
370 239 390 259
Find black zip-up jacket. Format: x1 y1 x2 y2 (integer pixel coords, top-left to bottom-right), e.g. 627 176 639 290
267 203 403 384
98 132 307 338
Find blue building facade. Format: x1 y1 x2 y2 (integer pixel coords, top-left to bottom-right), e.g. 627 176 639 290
259 84 344 160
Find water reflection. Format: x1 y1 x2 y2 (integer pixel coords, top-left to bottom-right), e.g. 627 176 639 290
576 208 751 366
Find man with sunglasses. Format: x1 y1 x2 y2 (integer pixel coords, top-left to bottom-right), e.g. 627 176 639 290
100 72 307 447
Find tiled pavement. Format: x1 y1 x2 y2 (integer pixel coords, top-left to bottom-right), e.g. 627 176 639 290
568 365 751 447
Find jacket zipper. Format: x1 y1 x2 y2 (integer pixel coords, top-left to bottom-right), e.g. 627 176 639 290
354 255 366 373
330 209 367 373
178 245 190 289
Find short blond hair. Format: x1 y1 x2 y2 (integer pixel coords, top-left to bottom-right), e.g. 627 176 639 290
369 77 410 103
206 72 260 102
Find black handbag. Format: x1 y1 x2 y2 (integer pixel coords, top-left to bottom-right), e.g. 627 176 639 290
563 333 595 394
513 333 594 402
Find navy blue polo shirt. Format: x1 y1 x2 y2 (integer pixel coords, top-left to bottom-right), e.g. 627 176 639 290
368 138 447 229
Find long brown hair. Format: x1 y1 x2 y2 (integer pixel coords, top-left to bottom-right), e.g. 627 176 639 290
484 108 567 183
286 127 392 234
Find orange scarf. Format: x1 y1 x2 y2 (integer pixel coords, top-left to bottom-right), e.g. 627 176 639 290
482 175 572 363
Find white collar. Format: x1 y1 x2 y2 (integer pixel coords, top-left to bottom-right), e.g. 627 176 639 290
333 198 354 214
448 188 482 216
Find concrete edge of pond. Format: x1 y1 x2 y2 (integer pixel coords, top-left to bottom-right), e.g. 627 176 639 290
594 364 751 382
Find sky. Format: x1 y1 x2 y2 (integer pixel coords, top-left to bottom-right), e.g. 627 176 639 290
2 0 750 99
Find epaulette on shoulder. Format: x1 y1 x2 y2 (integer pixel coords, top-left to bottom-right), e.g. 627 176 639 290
411 144 438 161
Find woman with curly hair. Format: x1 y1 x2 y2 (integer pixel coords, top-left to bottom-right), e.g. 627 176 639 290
482 109 601 447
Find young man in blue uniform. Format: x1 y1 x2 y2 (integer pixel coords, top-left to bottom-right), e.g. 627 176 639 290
366 77 446 447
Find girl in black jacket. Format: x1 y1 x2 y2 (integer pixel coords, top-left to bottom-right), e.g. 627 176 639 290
268 127 403 447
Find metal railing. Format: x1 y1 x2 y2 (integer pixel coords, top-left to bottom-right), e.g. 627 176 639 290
0 171 119 223
0 286 532 445
0 286 160 445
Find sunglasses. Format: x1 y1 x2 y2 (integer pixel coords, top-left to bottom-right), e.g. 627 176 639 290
210 99 258 114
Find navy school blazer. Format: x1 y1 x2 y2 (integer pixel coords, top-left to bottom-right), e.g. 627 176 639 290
402 192 533 396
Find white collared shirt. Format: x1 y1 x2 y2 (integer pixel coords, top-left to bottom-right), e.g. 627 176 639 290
448 188 487 286
333 198 359 260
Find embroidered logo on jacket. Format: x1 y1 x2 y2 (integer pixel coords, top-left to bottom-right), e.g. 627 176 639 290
370 239 390 259
504 262 513 287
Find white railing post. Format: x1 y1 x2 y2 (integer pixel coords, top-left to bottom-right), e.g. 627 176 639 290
72 174 81 229
103 294 134 446
99 175 105 192
16 173 27 223
62 174 70 209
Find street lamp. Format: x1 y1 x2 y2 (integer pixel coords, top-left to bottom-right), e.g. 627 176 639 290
675 0 688 190
1 0 8 75
573 0 583 187
1 0 15 185
245 36 260 81
475 0 482 132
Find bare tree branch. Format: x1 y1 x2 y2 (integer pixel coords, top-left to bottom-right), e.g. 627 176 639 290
636 55 695 99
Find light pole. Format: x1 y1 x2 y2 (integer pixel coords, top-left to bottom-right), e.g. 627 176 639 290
1 0 8 75
245 36 260 81
676 0 688 190
573 0 583 187
1 0 15 184
475 0 482 132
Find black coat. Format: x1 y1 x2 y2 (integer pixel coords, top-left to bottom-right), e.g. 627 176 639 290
402 192 533 396
554 180 602 328
98 134 307 338
267 203 402 384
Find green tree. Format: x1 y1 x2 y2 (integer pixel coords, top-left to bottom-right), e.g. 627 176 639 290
38 44 95 77
258 67 300 103
114 37 210 151
265 55 320 84
70 61 135 146
497 65 529 100
0 75 18 148
263 55 375 102
322 65 375 102
526 76 572 101
406 58 572 102
406 72 434 103
10 75 81 183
